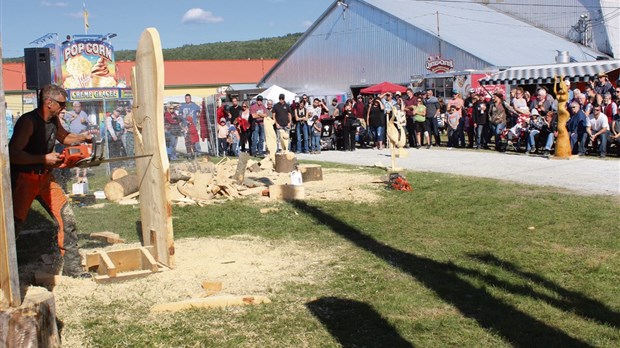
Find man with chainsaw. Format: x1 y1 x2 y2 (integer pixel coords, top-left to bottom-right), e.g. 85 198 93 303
9 84 92 277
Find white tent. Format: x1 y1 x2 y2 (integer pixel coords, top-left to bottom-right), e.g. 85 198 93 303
256 85 296 103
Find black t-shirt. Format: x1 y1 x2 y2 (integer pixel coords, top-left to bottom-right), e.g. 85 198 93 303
272 102 291 127
229 104 242 123
369 105 385 127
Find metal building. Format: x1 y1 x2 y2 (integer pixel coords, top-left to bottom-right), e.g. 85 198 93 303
258 0 613 96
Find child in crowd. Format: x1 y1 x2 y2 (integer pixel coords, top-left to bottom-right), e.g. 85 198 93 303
446 105 460 148
227 125 240 156
183 109 200 159
217 119 229 156
311 115 322 154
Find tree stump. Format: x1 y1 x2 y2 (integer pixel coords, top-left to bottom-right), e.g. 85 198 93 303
104 174 139 201
299 164 323 182
0 287 60 347
233 152 250 184
274 153 296 173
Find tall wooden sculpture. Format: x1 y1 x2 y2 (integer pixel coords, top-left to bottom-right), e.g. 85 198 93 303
554 76 571 159
386 110 408 170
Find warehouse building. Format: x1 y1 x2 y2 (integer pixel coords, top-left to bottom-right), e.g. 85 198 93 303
258 0 617 97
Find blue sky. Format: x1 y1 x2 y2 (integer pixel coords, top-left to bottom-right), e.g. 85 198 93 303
0 0 334 58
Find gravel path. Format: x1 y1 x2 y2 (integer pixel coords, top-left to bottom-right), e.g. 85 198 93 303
297 147 620 196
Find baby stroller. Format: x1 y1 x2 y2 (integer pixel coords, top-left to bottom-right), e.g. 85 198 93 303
320 118 338 150
501 123 526 152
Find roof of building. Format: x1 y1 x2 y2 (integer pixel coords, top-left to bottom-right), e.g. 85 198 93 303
363 0 606 66
480 59 620 85
2 59 277 92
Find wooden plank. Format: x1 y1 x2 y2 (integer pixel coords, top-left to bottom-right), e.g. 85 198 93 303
132 28 175 267
268 185 305 200
89 231 126 244
0 37 21 307
151 295 271 313
93 269 154 284
98 252 117 278
140 247 159 273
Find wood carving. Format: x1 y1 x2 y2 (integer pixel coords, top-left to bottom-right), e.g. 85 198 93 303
554 75 571 158
131 28 175 267
263 114 277 163
386 110 408 169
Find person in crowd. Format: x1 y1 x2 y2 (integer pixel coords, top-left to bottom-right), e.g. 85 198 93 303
403 88 418 148
64 101 90 135
217 118 229 156
567 101 590 156
424 89 441 147
414 96 429 149
342 99 357 151
446 105 460 149
227 96 242 125
577 93 593 116
227 124 240 156
107 109 126 161
588 105 610 158
473 93 488 149
182 107 200 159
437 97 447 135
9 84 91 277
353 95 369 148
571 88 582 107
164 103 183 161
294 99 310 154
464 95 475 148
601 92 617 125
179 94 201 153
250 95 267 157
525 108 546 155
512 87 530 119
531 87 554 113
123 106 135 161
4 102 14 140
328 98 339 118
366 97 385 149
595 72 616 99
489 92 507 151
272 93 292 153
448 91 465 147
564 78 574 102
236 101 252 154
216 98 227 124
310 115 322 154
609 114 620 157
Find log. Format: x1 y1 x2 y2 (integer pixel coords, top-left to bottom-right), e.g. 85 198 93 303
269 184 305 200
0 287 60 347
274 153 296 173
110 168 129 180
299 164 323 182
104 174 139 202
233 152 250 184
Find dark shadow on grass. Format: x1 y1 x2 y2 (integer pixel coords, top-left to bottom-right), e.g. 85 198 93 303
290 200 592 347
468 252 620 329
307 297 414 348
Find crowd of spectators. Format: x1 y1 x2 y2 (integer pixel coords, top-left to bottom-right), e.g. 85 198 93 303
163 73 619 161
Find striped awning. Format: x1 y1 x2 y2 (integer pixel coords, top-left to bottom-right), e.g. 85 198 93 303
479 60 620 85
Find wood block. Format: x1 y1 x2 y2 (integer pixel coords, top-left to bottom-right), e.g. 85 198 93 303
104 174 139 202
111 168 129 180
269 184 305 200
85 246 159 283
201 281 222 293
299 164 323 182
89 232 126 244
151 295 271 313
274 153 296 173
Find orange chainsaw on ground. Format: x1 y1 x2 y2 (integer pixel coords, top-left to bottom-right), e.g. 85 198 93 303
58 139 152 168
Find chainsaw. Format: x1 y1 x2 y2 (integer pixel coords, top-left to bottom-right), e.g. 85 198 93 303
58 138 152 168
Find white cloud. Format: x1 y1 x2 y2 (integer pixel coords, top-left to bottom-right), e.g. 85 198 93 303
181 8 224 24
41 1 68 7
302 21 313 29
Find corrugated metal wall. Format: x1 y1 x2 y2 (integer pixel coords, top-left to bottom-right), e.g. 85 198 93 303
261 0 491 94
484 0 618 58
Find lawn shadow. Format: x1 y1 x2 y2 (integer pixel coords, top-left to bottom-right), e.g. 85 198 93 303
291 200 592 347
468 252 620 329
306 297 414 348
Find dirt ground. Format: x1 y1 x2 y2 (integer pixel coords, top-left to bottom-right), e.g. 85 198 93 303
43 165 386 346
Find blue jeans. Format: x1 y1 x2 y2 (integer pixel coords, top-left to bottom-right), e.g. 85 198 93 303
311 133 321 152
165 131 178 160
591 130 610 155
571 132 588 155
475 124 487 148
527 130 554 151
296 122 309 153
370 126 384 145
490 123 506 150
252 123 265 155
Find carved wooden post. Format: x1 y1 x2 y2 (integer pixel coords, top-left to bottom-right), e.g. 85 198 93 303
554 75 571 159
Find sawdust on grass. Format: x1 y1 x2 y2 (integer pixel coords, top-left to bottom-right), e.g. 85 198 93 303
53 235 341 347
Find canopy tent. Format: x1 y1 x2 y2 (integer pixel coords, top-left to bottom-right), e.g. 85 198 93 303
479 60 620 85
256 85 296 103
360 81 408 95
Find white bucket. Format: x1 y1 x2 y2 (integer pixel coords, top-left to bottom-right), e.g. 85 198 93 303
290 170 303 186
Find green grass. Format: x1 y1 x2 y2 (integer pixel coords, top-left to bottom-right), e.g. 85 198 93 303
20 163 620 347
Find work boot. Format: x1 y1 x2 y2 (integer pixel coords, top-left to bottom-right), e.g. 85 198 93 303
62 251 91 278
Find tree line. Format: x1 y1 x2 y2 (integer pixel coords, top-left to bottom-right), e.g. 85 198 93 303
4 33 303 63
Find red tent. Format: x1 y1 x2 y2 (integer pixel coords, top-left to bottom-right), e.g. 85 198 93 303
360 81 408 95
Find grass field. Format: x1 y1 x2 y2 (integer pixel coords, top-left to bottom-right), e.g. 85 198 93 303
21 163 620 347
